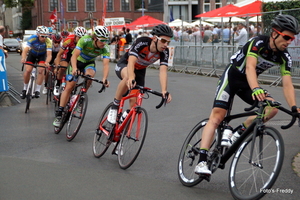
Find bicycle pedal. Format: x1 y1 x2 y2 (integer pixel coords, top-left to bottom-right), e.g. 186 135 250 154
199 174 211 182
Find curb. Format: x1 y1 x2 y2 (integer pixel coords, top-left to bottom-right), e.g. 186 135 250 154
292 153 300 178
0 92 13 107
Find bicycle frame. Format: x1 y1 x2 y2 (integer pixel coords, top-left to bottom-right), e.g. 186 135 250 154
26 67 37 97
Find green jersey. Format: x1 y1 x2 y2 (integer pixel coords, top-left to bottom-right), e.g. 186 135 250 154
75 35 110 63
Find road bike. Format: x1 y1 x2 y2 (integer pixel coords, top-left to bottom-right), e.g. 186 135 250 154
54 74 106 142
177 98 300 200
93 85 168 169
22 63 46 113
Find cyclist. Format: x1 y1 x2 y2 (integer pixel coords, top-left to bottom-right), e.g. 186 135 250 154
20 25 52 99
53 26 86 96
53 26 111 127
194 15 300 176
106 24 173 125
42 33 62 94
60 30 69 40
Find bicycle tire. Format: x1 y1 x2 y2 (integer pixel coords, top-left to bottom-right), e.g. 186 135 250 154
93 103 114 158
54 105 70 134
177 119 210 187
118 107 148 169
25 78 34 113
228 126 284 200
46 71 54 105
66 93 88 141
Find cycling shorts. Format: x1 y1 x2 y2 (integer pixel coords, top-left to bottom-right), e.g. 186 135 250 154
115 62 146 86
66 60 96 82
26 51 46 64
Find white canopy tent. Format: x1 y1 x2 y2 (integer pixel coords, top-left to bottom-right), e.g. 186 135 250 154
205 17 245 23
169 19 191 27
190 20 213 27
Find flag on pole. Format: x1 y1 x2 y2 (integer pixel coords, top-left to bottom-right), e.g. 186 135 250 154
101 0 107 26
60 1 65 30
50 8 57 23
170 7 174 22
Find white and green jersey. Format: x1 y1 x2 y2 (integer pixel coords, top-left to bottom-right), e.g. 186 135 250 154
75 35 110 63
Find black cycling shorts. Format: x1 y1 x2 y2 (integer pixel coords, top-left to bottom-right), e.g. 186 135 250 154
115 63 146 86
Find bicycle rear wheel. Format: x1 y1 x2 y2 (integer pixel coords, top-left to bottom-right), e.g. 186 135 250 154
118 107 148 169
177 119 210 187
229 126 284 200
66 93 88 141
93 103 114 158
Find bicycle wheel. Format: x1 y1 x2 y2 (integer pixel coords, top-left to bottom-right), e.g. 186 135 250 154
118 107 148 169
66 93 88 141
93 103 114 158
25 78 33 113
46 71 54 105
229 126 284 200
54 105 70 134
177 119 211 187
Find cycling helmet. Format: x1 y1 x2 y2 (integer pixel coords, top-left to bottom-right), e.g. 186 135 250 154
61 30 69 37
271 14 299 34
94 26 110 39
52 33 62 43
73 26 87 37
150 24 173 38
36 25 49 35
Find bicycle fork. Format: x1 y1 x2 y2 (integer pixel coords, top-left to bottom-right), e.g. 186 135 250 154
26 68 37 97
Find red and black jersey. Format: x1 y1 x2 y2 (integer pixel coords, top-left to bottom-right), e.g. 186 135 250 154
118 37 169 70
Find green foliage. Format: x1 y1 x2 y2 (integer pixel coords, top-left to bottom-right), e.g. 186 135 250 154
262 1 300 34
20 10 32 30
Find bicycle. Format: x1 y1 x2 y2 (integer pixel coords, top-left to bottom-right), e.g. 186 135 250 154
177 98 299 200
92 85 168 169
54 74 106 142
21 63 46 113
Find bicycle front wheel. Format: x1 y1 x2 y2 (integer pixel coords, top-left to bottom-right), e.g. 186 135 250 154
118 107 148 169
66 93 88 141
54 106 70 134
46 72 54 105
229 126 284 200
25 79 34 113
93 103 114 158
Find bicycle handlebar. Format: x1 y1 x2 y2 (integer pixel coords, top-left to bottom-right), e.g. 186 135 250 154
75 74 106 93
125 84 168 109
22 63 47 71
244 99 300 130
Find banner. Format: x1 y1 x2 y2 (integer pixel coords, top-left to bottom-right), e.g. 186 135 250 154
104 18 125 27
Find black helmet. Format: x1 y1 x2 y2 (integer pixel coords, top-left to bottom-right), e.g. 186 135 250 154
151 24 173 38
271 14 299 34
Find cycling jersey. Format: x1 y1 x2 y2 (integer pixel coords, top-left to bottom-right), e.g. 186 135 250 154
230 35 291 76
60 34 77 60
118 37 169 70
75 35 110 63
26 35 52 56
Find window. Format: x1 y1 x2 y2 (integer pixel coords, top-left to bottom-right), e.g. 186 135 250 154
86 0 95 11
68 21 78 29
107 0 113 11
215 0 221 9
84 20 97 29
50 0 59 11
121 0 130 11
204 0 210 13
68 0 77 12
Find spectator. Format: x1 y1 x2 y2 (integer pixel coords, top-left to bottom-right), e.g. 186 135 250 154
118 34 127 59
234 23 248 48
125 28 132 45
203 26 212 43
222 25 230 43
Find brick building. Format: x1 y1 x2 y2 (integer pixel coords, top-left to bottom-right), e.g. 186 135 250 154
32 0 164 32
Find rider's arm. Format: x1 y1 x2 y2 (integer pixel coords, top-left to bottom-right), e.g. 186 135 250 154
21 46 30 63
70 49 80 74
282 75 298 109
54 48 64 66
245 56 265 101
45 50 52 66
127 55 138 88
102 58 110 84
159 64 171 103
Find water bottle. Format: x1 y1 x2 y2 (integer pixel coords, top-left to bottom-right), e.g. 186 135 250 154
120 109 130 124
221 125 233 147
69 94 77 107
61 76 66 89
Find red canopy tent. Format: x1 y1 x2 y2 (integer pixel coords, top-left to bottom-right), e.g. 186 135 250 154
195 4 239 18
224 1 262 17
127 15 166 29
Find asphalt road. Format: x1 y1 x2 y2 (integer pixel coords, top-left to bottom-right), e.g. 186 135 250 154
1 53 300 200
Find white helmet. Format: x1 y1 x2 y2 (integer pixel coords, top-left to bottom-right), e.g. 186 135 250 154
74 26 87 37
94 26 110 39
36 25 49 35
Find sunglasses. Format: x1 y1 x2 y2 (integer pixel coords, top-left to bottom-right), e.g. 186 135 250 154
155 36 171 45
40 35 48 38
273 28 295 41
97 38 109 43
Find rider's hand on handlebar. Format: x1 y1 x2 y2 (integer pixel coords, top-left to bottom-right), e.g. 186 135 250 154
103 79 109 87
163 91 172 103
252 87 266 101
127 79 136 90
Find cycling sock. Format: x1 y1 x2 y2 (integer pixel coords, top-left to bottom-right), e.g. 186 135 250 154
35 84 42 92
198 149 208 163
112 98 120 109
23 84 28 90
